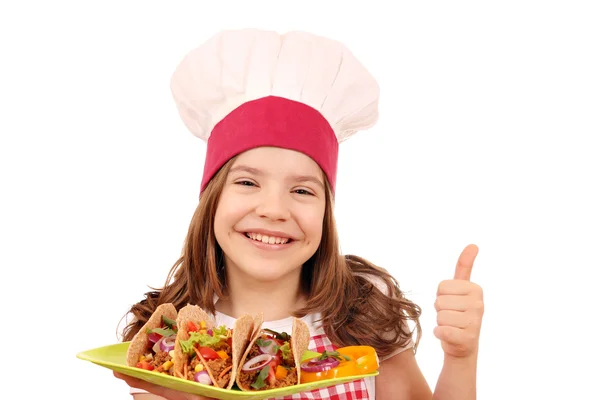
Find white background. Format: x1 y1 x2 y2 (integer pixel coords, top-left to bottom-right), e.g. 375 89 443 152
1 1 598 399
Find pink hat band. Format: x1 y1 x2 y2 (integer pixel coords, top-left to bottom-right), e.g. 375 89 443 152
201 96 339 194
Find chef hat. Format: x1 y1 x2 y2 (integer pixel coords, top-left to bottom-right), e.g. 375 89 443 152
170 28 380 195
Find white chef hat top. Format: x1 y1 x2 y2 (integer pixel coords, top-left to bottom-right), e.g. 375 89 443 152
170 28 380 194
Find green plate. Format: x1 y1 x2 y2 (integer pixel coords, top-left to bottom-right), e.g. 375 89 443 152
77 342 378 400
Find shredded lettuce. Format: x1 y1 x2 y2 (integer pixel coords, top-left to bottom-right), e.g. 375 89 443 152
279 342 292 362
179 325 229 355
212 325 228 338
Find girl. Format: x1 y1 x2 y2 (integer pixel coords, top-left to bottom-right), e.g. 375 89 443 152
115 29 484 400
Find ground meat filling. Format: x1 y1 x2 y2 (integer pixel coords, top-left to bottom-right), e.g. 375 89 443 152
238 368 259 389
238 344 298 390
185 343 233 386
207 357 233 387
147 351 171 370
273 367 297 388
184 356 202 380
246 345 262 362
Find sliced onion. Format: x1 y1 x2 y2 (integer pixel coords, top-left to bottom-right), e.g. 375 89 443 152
160 335 177 352
258 339 278 355
152 334 176 353
194 370 213 385
152 340 162 354
242 354 273 371
300 357 340 373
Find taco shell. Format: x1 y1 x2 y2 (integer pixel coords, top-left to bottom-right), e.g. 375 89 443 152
226 313 256 389
125 303 178 367
173 304 258 389
236 317 310 391
291 318 310 385
173 304 214 374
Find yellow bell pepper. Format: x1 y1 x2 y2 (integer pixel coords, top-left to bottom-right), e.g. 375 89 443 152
300 346 379 384
275 365 288 380
339 346 380 375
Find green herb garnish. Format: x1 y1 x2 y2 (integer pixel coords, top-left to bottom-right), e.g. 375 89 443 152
263 328 290 341
150 327 177 337
162 315 177 329
256 338 280 354
251 365 271 390
320 350 351 362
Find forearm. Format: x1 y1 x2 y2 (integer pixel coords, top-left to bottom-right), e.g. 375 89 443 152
432 353 478 400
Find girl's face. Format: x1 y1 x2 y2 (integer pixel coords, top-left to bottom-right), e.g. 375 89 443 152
214 147 327 284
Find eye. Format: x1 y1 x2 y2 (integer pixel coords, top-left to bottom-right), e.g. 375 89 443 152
235 180 256 187
293 188 314 196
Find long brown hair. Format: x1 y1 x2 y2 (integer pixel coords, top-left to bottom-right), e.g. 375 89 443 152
121 156 422 358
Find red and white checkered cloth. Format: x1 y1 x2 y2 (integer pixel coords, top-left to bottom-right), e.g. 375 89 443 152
273 334 370 400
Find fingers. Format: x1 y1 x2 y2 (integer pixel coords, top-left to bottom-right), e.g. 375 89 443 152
114 372 169 398
454 244 479 281
433 325 477 346
435 244 483 359
437 309 479 329
113 372 213 400
437 280 483 296
434 295 471 312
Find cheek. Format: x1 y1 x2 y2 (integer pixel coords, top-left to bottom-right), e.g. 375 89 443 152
300 207 326 244
214 195 250 233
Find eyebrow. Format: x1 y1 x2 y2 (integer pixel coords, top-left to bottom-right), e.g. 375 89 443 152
229 165 263 176
229 165 325 190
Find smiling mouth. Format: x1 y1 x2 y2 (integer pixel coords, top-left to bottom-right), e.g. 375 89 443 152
244 232 292 245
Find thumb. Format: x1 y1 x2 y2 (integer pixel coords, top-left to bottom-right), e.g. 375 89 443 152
454 244 479 280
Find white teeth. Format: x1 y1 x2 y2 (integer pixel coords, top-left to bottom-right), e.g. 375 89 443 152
246 232 289 244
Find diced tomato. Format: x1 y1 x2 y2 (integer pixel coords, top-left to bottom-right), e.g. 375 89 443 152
267 357 280 384
226 337 233 347
198 346 220 360
148 332 162 343
187 321 199 332
136 360 154 371
272 354 281 365
267 365 277 386
266 334 282 346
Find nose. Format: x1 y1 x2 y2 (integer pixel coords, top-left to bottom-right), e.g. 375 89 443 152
255 189 291 222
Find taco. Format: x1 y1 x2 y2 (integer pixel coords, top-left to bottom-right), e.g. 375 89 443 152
236 318 310 391
126 303 178 374
173 304 256 388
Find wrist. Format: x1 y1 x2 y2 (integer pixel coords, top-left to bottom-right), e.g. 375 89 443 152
443 351 478 367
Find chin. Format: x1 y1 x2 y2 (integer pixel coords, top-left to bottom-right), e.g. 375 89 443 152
237 259 303 283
